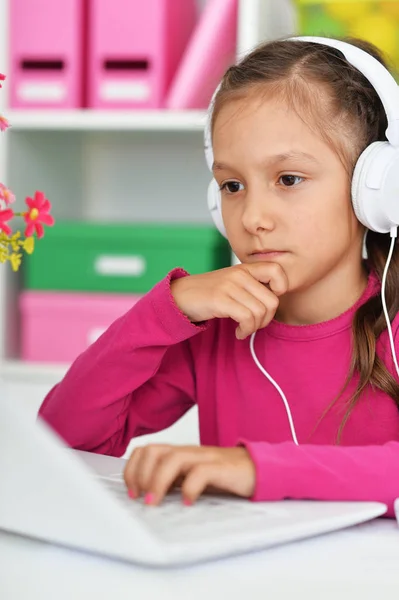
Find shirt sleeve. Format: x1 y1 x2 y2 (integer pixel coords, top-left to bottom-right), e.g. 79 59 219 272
241 440 399 517
39 268 208 456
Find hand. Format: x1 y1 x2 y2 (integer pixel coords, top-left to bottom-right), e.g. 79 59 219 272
170 262 288 339
123 444 256 506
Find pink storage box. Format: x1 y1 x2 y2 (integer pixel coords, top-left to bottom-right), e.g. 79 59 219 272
20 291 142 364
10 0 86 109
87 0 197 109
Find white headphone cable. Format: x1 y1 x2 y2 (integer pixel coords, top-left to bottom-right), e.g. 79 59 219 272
382 226 399 379
249 331 299 445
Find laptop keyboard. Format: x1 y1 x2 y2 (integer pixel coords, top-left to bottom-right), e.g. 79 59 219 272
101 477 289 543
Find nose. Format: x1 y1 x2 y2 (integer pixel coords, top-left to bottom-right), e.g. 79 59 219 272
241 187 276 235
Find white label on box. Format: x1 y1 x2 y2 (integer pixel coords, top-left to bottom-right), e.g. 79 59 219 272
18 82 66 101
94 255 147 277
87 327 107 346
100 80 151 101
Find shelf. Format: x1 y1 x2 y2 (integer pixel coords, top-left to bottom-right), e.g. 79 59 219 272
5 109 208 132
0 359 69 383
0 0 267 406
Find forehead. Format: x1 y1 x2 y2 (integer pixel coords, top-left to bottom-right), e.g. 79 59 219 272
212 95 328 155
211 86 354 171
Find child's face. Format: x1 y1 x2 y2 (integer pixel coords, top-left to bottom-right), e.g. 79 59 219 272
212 94 365 292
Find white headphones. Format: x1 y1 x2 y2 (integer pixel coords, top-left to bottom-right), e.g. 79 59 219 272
205 36 399 238
204 37 399 445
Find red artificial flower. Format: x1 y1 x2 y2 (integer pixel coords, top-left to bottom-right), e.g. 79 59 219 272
0 115 9 132
0 208 14 235
0 183 15 205
24 191 54 239
0 73 5 88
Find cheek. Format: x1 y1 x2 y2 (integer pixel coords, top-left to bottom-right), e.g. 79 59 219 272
221 200 241 233
292 191 355 247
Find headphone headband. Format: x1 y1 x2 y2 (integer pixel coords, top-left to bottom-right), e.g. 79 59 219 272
205 36 399 172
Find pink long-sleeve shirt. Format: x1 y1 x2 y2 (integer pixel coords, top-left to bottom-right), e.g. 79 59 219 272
39 268 399 517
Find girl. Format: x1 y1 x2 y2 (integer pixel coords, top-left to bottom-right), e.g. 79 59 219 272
39 36 399 516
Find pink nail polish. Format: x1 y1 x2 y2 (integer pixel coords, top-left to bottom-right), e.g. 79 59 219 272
183 498 193 507
127 489 137 500
144 493 155 505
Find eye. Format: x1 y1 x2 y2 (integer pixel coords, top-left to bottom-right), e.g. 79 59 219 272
279 175 304 187
219 181 244 194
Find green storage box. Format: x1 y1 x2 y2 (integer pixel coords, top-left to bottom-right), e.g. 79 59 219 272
24 221 231 294
295 0 399 78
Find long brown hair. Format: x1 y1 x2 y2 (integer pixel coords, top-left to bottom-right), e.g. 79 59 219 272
211 38 399 440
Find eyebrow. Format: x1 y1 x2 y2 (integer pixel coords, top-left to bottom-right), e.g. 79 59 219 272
212 152 320 171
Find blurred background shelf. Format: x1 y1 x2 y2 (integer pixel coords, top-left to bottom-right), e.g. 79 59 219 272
0 359 68 382
7 109 208 132
0 0 296 410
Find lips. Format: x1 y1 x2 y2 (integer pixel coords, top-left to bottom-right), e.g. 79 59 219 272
252 250 283 254
251 250 287 255
250 250 288 259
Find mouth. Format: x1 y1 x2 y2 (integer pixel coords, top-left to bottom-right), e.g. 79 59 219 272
250 250 288 259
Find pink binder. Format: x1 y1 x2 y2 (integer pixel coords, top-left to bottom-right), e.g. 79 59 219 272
165 0 238 110
10 0 86 109
87 0 197 109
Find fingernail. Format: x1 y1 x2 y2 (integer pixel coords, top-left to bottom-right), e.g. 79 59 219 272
183 498 193 507
144 493 155 505
127 489 137 500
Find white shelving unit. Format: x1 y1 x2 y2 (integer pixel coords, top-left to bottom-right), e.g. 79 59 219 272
0 0 296 413
7 109 208 131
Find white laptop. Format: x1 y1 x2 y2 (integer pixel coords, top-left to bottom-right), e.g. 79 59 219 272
0 396 387 567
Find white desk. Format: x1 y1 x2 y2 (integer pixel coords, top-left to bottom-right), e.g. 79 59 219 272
1 519 399 600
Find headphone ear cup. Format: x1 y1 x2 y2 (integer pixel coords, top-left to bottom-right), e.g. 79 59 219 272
352 142 385 230
207 179 227 238
352 141 399 233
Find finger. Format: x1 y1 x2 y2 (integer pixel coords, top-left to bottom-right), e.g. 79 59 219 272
230 282 279 333
180 464 224 505
242 262 289 297
123 446 144 498
227 287 267 338
124 444 171 498
244 285 279 330
217 297 257 339
147 448 215 505
136 445 175 496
